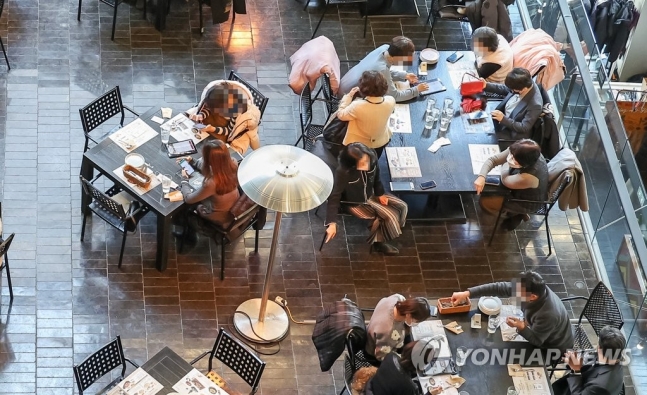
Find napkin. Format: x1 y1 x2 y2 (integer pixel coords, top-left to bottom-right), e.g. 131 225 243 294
428 137 451 153
447 375 466 388
164 190 183 202
161 107 173 118
508 364 524 377
444 321 463 334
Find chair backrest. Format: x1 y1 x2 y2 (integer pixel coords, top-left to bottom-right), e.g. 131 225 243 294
343 354 355 394
209 328 266 394
79 86 125 134
299 83 314 131
548 170 573 205
578 282 624 335
73 336 127 394
321 74 339 114
0 233 15 270
79 176 127 219
228 71 269 118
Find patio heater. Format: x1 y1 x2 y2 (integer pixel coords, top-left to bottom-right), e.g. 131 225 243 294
234 145 334 343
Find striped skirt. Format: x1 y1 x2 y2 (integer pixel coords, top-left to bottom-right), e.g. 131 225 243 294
347 195 408 244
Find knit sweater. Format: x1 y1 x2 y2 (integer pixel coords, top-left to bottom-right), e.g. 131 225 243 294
476 34 514 83
337 95 395 149
365 294 406 361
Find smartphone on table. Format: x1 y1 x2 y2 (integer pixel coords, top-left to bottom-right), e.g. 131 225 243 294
446 52 464 63
178 158 195 176
420 180 437 190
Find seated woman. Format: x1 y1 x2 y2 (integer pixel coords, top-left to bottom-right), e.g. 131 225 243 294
189 80 261 155
365 294 432 361
177 140 240 243
365 342 442 395
472 26 513 84
337 71 395 158
474 139 548 231
324 143 408 256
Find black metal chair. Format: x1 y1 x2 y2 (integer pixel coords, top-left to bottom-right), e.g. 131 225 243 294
345 327 380 372
0 233 15 303
314 73 340 117
191 328 266 395
196 0 240 34
79 86 139 153
425 0 470 47
0 0 10 70
307 0 368 40
77 0 146 41
339 354 356 395
179 193 264 280
228 71 269 118
295 84 325 151
79 175 150 267
73 335 139 395
488 170 573 256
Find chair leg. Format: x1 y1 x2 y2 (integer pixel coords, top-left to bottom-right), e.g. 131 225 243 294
304 0 309 11
143 0 147 19
0 37 10 71
311 5 328 40
118 231 127 268
545 214 552 256
254 229 259 253
111 2 119 41
488 210 504 246
294 134 305 149
220 238 226 280
4 254 13 302
78 0 83 20
319 232 326 251
80 212 88 242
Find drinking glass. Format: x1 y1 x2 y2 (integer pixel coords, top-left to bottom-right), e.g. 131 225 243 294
487 314 500 334
455 346 468 367
443 97 454 111
425 115 434 130
161 174 172 194
439 116 450 133
426 98 437 113
507 386 518 395
160 124 171 145
444 104 454 118
431 107 440 122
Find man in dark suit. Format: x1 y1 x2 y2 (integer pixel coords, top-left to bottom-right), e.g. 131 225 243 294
481 68 543 141
552 326 626 395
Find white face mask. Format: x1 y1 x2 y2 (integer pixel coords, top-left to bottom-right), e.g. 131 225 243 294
507 153 522 168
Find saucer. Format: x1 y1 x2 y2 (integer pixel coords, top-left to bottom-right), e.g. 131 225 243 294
478 296 502 315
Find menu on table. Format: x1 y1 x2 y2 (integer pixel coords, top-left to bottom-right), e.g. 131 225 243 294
418 374 459 395
461 111 495 134
165 113 209 145
385 147 422 178
499 305 528 342
468 144 501 176
508 365 551 395
172 368 229 395
109 118 159 153
389 104 413 134
107 367 163 395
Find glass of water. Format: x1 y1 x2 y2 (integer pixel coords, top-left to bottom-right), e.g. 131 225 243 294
507 386 518 395
439 116 450 133
425 115 434 130
426 98 437 113
443 97 454 111
455 346 468 368
161 174 172 194
487 314 500 334
160 124 171 145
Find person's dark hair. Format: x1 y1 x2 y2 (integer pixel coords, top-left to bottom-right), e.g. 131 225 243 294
201 140 238 194
387 36 415 57
395 297 431 322
399 341 418 372
339 143 377 170
509 139 541 168
472 27 499 53
598 326 626 361
359 71 388 97
504 67 533 91
518 270 546 298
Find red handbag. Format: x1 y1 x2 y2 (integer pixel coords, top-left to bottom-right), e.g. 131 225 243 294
460 73 484 96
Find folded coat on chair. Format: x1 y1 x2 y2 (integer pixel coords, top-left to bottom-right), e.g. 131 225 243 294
465 0 513 42
547 148 589 211
289 36 341 95
510 29 565 90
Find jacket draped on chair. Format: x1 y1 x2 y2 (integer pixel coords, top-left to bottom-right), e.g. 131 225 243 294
510 29 566 90
289 36 342 96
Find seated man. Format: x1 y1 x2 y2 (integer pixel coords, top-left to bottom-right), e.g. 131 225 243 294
482 67 543 141
452 270 574 356
338 36 429 102
552 326 625 395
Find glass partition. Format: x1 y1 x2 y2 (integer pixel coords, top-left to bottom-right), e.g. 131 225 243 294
517 0 647 390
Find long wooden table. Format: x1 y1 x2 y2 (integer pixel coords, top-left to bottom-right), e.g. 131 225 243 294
380 51 503 222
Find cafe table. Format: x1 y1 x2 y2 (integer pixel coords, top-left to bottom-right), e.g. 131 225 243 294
412 303 555 395
380 51 504 222
80 106 211 272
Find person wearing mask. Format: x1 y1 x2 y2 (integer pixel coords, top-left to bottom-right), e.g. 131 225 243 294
337 71 395 158
474 139 548 231
324 143 408 256
472 26 514 83
365 294 431 361
451 270 574 355
365 341 442 395
551 326 626 395
482 67 543 140
339 36 429 102
176 140 240 244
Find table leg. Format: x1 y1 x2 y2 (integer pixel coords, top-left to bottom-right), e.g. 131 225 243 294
80 157 94 215
156 214 171 271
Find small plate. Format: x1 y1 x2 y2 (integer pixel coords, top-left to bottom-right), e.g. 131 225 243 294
478 296 502 315
420 48 440 64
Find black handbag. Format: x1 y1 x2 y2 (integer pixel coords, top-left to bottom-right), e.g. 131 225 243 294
322 112 349 147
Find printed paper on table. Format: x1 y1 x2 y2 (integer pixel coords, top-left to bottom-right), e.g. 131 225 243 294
389 104 412 134
499 305 528 343
172 368 230 395
109 118 159 153
165 113 209 145
418 374 459 395
511 368 551 395
108 367 163 395
385 147 422 178
468 144 501 176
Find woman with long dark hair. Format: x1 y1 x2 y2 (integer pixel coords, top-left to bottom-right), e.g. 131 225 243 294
324 143 408 255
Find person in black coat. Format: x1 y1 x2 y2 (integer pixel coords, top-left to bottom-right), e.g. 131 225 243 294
551 326 626 395
482 68 543 141
324 143 408 256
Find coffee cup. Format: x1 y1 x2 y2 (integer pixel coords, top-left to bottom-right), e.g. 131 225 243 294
125 153 147 172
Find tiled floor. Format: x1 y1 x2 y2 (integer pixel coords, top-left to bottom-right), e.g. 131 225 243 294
0 0 603 394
